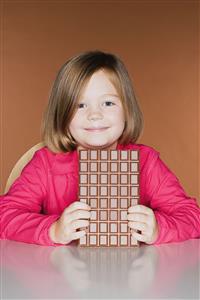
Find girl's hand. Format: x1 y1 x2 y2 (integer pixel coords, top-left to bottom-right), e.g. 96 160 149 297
49 201 91 244
127 205 159 244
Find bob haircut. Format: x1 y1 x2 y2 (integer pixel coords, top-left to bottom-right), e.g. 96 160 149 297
41 50 143 152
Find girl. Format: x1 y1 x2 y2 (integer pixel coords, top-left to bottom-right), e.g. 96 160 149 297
1 50 200 246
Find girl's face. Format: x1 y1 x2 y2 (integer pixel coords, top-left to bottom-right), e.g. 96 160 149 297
69 70 125 150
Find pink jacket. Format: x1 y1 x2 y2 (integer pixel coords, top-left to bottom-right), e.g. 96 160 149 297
1 143 200 246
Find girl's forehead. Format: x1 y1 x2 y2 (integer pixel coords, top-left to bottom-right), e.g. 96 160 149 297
81 70 119 98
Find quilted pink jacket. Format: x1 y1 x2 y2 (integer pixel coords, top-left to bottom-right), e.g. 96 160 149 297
1 143 200 246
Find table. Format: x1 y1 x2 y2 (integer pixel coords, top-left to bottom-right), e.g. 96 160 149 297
1 239 199 299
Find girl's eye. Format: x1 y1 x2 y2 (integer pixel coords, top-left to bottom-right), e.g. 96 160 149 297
103 101 115 107
77 101 115 109
77 103 86 109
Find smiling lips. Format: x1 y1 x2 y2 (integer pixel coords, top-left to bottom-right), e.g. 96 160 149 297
85 127 109 132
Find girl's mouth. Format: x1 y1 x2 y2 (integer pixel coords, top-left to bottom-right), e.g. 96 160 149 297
85 127 109 132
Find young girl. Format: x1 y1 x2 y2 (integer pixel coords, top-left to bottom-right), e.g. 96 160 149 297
1 50 200 246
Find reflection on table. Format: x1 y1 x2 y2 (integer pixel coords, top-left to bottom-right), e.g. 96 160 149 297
1 238 199 299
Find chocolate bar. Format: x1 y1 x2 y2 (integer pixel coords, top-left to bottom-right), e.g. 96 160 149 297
78 150 140 247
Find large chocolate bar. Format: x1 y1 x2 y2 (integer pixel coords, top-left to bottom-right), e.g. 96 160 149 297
78 150 140 247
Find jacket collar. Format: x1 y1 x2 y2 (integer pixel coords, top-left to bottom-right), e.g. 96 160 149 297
50 143 132 175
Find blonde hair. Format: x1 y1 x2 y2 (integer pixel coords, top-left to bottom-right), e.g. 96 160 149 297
41 50 143 153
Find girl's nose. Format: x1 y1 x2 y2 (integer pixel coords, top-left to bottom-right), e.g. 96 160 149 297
87 107 103 121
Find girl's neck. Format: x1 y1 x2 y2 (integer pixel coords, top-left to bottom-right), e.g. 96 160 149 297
77 141 118 151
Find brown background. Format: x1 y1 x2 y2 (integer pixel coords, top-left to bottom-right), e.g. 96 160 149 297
0 0 199 202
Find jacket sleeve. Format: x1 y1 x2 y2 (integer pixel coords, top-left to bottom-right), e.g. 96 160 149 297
144 150 200 244
0 151 60 246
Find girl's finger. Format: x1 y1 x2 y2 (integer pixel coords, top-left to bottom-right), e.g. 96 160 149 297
67 210 91 223
131 230 148 243
128 205 153 215
70 230 86 241
63 229 86 243
71 219 89 231
127 213 147 223
64 201 91 214
128 221 147 232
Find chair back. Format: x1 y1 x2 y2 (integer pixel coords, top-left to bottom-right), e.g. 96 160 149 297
4 142 45 193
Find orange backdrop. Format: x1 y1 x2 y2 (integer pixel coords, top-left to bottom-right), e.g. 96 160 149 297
0 1 199 202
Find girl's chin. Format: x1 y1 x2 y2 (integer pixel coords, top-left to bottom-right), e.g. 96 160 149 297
78 142 117 151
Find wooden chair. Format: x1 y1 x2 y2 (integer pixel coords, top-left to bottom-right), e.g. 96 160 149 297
4 142 45 193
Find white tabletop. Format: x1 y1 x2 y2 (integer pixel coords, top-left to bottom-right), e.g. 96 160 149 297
1 239 199 299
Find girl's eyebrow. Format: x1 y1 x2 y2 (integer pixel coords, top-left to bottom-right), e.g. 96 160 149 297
100 93 119 97
79 94 120 102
